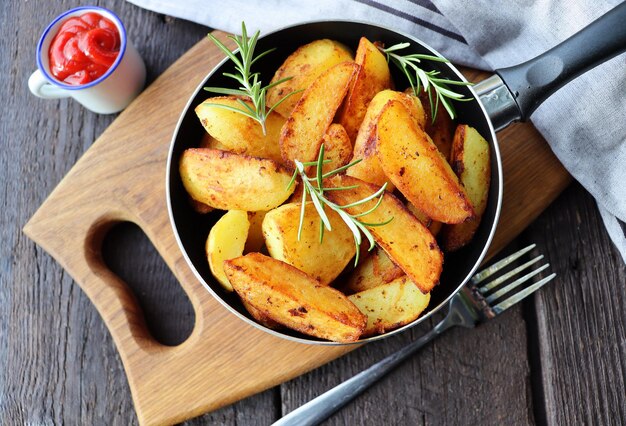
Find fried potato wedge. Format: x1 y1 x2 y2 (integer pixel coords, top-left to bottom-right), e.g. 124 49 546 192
415 87 455 160
206 210 249 291
245 211 267 253
376 100 474 224
266 39 353 118
327 175 442 293
406 202 441 237
321 124 352 174
195 97 284 163
441 124 491 251
179 148 295 211
199 132 229 150
280 61 359 164
344 247 404 294
348 276 430 336
241 299 282 330
338 37 392 141
347 90 425 189
224 253 366 342
263 202 356 285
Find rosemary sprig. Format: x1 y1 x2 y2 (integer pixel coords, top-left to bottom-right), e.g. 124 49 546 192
378 42 472 121
203 22 299 135
287 145 393 266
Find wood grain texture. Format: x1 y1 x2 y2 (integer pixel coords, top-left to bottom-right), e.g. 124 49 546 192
522 184 626 426
2 1 625 425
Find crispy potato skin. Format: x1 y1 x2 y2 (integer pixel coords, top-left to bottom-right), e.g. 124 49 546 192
241 299 283 330
406 202 441 237
206 210 249 291
266 39 354 118
338 37 392 142
195 96 285 163
347 90 425 189
343 247 404 294
327 175 443 293
262 202 356 285
441 125 491 251
376 100 474 224
224 253 366 342
179 148 295 211
280 61 359 164
348 275 430 336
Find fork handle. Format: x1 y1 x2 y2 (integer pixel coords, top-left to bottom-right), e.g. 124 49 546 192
272 320 453 426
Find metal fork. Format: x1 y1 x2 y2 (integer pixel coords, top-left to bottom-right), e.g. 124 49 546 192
273 243 556 426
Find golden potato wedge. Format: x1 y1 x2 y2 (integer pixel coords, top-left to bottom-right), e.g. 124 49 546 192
199 132 229 150
266 39 353 118
241 299 282 330
406 202 441 237
206 210 249 291
195 97 284 163
343 247 404 294
338 37 392 141
245 211 267 253
376 100 474 224
326 175 442 293
415 87 455 160
224 253 366 342
179 148 295 211
321 124 352 174
262 202 356 285
280 62 359 164
348 276 430 336
347 90 425 189
441 124 491 251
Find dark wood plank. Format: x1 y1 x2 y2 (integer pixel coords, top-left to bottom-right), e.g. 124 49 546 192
522 183 626 426
0 1 278 424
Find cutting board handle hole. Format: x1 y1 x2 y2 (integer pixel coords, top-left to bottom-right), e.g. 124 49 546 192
101 221 195 346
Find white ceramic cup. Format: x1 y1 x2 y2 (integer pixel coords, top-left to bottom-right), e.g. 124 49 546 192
28 6 146 114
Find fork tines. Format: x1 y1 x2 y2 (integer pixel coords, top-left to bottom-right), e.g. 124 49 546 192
472 244 557 314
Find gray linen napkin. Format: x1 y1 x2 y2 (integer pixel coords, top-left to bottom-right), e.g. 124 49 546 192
128 0 626 263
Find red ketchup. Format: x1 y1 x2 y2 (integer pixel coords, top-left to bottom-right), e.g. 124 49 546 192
48 12 121 85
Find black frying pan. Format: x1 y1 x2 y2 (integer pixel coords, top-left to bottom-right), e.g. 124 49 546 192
166 3 626 344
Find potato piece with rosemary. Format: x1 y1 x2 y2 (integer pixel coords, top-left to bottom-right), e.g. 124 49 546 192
440 124 491 251
195 97 285 163
343 247 404 294
326 175 443 293
262 202 356 285
348 275 430 336
179 148 295 211
347 89 425 189
280 61 359 164
376 100 474 224
338 37 392 142
266 39 354 118
224 253 366 342
206 210 249 291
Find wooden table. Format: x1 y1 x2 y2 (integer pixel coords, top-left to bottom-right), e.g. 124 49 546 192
2 1 625 424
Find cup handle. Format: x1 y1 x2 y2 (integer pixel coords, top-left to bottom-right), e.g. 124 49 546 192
28 69 69 99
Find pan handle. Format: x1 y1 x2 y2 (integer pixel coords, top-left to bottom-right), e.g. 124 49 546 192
479 2 626 129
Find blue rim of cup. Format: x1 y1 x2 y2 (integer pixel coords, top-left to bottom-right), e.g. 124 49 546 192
36 6 127 90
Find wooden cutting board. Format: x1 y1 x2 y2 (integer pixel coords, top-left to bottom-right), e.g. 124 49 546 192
23 32 571 425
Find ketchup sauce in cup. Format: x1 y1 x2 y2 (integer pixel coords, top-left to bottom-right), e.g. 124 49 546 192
29 6 146 114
